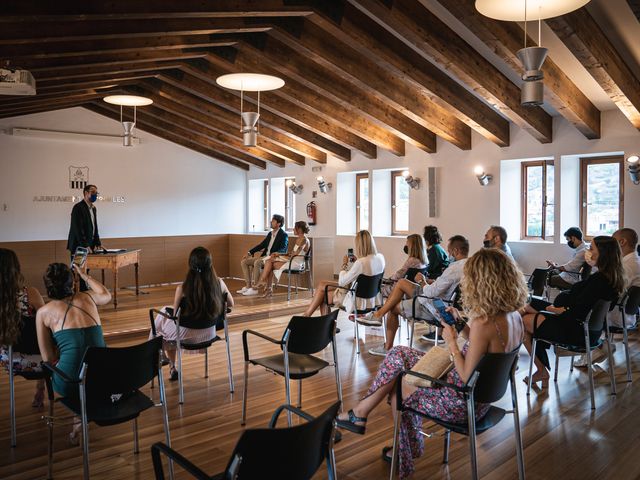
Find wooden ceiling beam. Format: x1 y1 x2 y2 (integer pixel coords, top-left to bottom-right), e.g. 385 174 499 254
86 103 252 171
264 18 465 150
34 75 158 92
547 9 640 131
179 62 377 157
143 79 326 163
303 6 509 147
0 1 313 20
30 62 183 83
348 0 553 144
128 84 304 165
439 0 600 140
236 36 436 153
157 72 350 160
0 18 272 45
204 48 409 156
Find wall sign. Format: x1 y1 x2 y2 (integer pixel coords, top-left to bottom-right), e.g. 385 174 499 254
33 195 126 203
69 166 89 190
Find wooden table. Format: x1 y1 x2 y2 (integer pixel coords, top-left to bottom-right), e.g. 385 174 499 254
86 249 141 308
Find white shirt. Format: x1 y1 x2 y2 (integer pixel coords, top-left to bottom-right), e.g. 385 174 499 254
609 251 640 328
265 229 279 255
559 242 588 283
419 258 467 307
338 253 386 312
85 200 96 238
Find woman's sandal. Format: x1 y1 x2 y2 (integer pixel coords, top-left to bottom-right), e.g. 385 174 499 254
261 288 273 298
523 373 549 389
335 409 367 435
381 446 393 464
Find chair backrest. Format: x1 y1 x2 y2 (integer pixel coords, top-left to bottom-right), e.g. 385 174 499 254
223 401 340 479
353 273 384 299
580 262 592 281
405 267 427 283
177 293 228 331
470 347 520 404
284 310 339 355
624 286 640 316
528 268 549 297
82 337 161 400
449 283 463 311
585 299 612 331
12 315 40 355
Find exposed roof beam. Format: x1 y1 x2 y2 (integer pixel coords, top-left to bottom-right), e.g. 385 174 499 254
348 0 553 143
547 8 640 131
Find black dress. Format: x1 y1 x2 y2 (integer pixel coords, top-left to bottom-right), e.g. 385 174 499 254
534 272 618 368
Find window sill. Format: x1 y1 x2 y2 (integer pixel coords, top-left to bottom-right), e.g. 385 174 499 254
512 238 555 245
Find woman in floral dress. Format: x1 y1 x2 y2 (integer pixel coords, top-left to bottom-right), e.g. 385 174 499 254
336 248 528 478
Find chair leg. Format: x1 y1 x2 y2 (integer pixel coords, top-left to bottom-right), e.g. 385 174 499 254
605 339 617 396
47 396 54 480
284 368 292 427
527 339 536 395
297 380 303 408
9 350 16 448
177 345 184 405
623 323 632 382
467 397 479 480
409 318 415 349
295 274 299 295
510 375 526 480
327 446 338 480
224 336 235 393
133 418 139 454
287 272 292 302
204 348 209 379
570 355 575 372
389 410 401 480
79 386 90 480
354 308 361 355
586 343 596 410
554 346 560 382
442 430 451 464
158 371 174 480
241 362 249 425
333 340 343 412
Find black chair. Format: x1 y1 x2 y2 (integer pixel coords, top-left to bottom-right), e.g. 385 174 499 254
527 299 615 409
149 294 233 404
241 310 341 426
527 267 550 298
325 273 384 354
3 315 54 453
406 285 462 348
43 337 172 480
152 401 340 480
389 348 525 480
608 286 640 382
404 267 428 284
279 249 314 301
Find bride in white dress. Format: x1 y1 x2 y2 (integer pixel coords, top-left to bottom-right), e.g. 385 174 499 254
253 221 311 297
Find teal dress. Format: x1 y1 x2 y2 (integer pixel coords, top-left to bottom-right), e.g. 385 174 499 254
51 294 106 398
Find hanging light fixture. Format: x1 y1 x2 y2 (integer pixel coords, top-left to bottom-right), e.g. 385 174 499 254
475 0 590 107
103 95 152 146
216 73 285 147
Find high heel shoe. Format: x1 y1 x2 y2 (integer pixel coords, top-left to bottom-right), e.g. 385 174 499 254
523 372 550 389
261 288 273 298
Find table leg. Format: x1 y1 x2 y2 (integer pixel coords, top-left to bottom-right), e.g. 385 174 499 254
113 269 118 309
101 269 105 284
135 262 139 296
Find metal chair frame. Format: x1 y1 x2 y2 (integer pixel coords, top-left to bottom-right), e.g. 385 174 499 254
607 286 640 382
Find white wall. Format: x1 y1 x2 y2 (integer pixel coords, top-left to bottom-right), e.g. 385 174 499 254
249 109 640 276
0 107 247 241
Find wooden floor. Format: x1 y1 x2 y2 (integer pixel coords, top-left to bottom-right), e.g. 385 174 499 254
1 284 640 479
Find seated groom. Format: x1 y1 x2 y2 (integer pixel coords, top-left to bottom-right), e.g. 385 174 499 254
239 214 288 296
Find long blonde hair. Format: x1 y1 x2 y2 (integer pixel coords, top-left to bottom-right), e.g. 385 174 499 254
461 249 528 319
355 230 377 258
406 234 427 264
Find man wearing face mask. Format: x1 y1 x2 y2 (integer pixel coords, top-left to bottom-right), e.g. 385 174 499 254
67 184 103 291
546 227 588 289
483 225 513 259
609 228 640 328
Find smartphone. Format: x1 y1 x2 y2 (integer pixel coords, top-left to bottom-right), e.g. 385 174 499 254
433 298 456 325
71 246 89 269
347 248 355 262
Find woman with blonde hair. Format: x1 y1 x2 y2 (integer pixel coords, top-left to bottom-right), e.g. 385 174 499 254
302 230 385 317
336 248 527 478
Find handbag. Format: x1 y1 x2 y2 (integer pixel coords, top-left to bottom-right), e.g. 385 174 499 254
405 345 454 388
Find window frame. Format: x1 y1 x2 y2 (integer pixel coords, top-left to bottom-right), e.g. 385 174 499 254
520 160 555 241
355 172 369 233
262 179 269 232
580 155 624 239
391 170 410 236
284 177 295 232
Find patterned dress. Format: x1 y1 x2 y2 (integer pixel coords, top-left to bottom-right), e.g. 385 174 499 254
0 288 42 373
364 345 490 478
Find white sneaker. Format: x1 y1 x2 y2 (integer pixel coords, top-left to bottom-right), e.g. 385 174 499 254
243 287 259 296
236 286 248 294
573 343 615 367
368 345 389 357
357 311 383 326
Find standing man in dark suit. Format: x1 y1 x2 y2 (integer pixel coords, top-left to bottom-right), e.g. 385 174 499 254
239 214 288 296
68 184 103 290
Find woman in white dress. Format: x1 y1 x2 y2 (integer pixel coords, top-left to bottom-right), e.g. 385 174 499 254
254 221 311 297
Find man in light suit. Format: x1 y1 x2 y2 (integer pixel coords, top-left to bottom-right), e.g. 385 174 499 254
239 214 288 296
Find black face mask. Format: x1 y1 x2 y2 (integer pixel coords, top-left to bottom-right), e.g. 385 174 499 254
483 239 492 248
403 245 409 255
567 240 576 249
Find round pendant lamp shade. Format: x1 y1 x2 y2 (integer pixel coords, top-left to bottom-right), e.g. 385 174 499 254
216 73 285 92
103 95 153 106
475 0 590 21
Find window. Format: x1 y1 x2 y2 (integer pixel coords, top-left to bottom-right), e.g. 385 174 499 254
262 180 269 231
521 160 555 240
580 156 624 237
391 171 410 235
356 173 369 232
284 177 295 231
